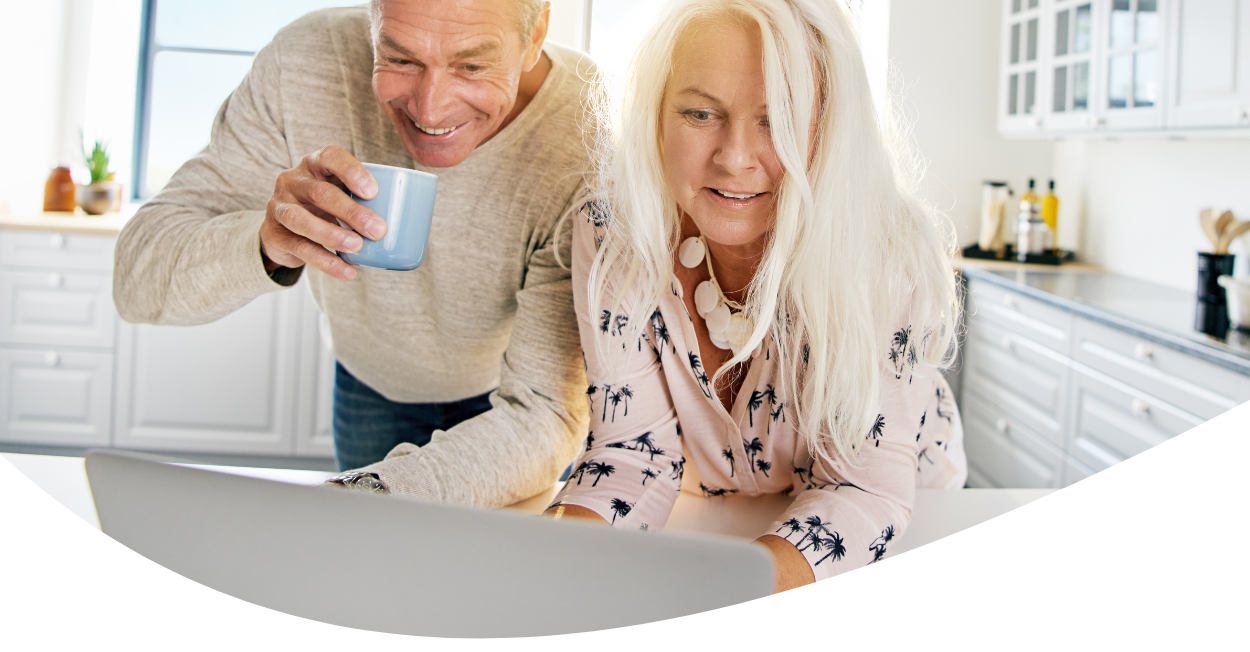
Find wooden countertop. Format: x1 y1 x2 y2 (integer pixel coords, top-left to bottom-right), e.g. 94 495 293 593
0 205 139 236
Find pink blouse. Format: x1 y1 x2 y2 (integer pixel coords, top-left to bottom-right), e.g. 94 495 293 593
550 211 966 580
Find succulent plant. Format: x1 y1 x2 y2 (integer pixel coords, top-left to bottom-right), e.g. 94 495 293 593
81 136 111 184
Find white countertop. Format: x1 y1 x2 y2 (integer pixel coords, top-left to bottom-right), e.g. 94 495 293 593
0 204 138 235
2 452 1049 560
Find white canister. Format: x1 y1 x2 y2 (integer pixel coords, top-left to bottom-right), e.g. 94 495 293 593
1217 276 1250 331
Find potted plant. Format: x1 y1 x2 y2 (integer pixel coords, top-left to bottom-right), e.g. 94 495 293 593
78 138 120 215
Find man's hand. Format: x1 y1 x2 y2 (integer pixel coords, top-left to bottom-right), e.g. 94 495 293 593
261 145 388 281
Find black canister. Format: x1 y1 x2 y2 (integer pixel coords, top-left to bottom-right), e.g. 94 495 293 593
1196 252 1236 336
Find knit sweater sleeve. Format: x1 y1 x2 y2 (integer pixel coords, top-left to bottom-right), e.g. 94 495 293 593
113 37 295 326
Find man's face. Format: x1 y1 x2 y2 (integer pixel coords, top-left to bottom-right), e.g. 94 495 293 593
371 0 542 168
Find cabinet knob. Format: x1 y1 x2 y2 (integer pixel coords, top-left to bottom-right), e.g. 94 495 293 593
995 418 1010 434
1002 295 1019 310
1133 343 1153 361
44 351 60 367
1096 117 1107 127
49 233 65 249
47 273 63 288
1130 398 1150 416
1001 335 1016 351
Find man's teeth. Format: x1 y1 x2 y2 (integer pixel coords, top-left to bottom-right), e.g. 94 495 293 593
415 121 456 136
713 189 760 200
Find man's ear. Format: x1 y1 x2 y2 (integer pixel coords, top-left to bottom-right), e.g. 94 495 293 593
522 4 551 72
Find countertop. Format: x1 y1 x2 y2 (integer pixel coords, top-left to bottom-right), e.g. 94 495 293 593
1 452 1049 562
962 265 1250 373
0 205 138 235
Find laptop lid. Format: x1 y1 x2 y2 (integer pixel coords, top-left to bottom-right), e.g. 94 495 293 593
85 451 772 637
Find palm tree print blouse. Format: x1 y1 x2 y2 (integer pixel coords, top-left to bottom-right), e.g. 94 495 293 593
550 212 967 581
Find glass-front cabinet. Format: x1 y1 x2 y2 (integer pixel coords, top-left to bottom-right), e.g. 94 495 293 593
999 0 1250 136
1000 0 1047 133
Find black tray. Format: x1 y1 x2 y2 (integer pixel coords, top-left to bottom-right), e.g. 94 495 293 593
962 243 1076 266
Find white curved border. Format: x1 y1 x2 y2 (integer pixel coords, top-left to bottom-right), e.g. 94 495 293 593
3 401 1247 648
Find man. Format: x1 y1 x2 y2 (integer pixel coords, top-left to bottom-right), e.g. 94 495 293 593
113 0 593 506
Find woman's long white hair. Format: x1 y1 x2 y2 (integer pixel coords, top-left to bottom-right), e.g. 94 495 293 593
585 0 959 465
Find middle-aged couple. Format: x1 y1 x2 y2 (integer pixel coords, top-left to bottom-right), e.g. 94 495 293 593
114 0 967 592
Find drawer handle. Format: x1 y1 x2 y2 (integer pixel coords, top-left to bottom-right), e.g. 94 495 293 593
47 273 64 288
1002 295 1019 310
45 351 60 367
1131 398 1151 416
49 233 65 249
1001 335 1015 351
995 418 1010 434
1133 343 1153 361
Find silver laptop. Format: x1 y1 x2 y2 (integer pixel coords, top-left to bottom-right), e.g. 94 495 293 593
85 451 772 637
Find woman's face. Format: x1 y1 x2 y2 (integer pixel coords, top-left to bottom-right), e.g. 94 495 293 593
661 19 784 249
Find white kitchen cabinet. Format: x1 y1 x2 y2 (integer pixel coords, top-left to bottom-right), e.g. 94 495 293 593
112 289 303 456
0 223 337 461
294 286 336 458
1166 0 1250 128
959 274 1249 488
0 348 113 447
999 0 1248 136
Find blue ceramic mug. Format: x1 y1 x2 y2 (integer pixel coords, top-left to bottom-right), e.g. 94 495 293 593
338 163 437 271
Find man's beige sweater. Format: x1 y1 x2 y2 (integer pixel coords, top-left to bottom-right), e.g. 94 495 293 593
113 7 593 507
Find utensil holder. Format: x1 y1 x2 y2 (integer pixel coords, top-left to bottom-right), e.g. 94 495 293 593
1197 252 1235 303
1196 252 1235 337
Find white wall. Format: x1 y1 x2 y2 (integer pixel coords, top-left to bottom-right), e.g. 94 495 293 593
1053 138 1250 291
0 0 141 216
888 0 1053 245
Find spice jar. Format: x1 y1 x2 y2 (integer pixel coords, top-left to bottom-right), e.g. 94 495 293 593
43 165 76 212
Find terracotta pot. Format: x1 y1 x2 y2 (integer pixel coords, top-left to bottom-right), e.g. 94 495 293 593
78 181 121 215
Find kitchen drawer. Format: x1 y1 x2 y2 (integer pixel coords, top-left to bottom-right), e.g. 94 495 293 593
0 229 115 271
1059 455 1095 488
961 390 1062 488
1071 317 1250 421
1065 366 1203 473
963 317 1070 434
966 278 1074 355
0 270 115 349
0 347 112 446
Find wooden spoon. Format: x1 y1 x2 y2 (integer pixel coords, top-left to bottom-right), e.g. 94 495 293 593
1215 210 1235 237
1217 218 1250 254
1200 208 1221 249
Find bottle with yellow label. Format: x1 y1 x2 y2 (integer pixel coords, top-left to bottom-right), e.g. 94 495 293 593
1041 179 1059 253
1021 178 1039 210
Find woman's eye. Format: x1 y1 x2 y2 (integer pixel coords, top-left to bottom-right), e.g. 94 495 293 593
388 57 412 66
463 64 483 73
684 110 713 122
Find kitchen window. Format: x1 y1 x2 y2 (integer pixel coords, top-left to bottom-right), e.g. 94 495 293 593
131 0 351 199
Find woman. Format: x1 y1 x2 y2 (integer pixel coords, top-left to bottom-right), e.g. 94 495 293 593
544 0 965 593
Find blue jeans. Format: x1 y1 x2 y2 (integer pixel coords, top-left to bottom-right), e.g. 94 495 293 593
332 362 494 472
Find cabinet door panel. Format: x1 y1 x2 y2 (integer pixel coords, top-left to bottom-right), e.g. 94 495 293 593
1065 365 1202 473
0 230 115 271
294 282 336 459
961 390 1062 488
114 291 299 455
964 317 1071 434
0 348 112 446
1072 317 1250 420
0 270 115 349
1167 0 1250 127
967 279 1075 354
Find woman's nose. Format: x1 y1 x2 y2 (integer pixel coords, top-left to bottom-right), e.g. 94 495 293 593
711 123 758 175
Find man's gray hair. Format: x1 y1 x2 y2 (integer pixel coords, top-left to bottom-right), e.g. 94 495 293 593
369 0 547 39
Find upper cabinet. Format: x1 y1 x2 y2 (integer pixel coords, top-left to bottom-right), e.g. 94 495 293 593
999 0 1250 136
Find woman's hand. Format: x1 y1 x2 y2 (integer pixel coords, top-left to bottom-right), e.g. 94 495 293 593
755 534 815 593
543 504 609 525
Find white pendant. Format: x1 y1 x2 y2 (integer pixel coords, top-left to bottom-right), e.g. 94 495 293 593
678 237 705 268
705 303 731 333
709 330 732 350
724 313 753 348
694 281 720 315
